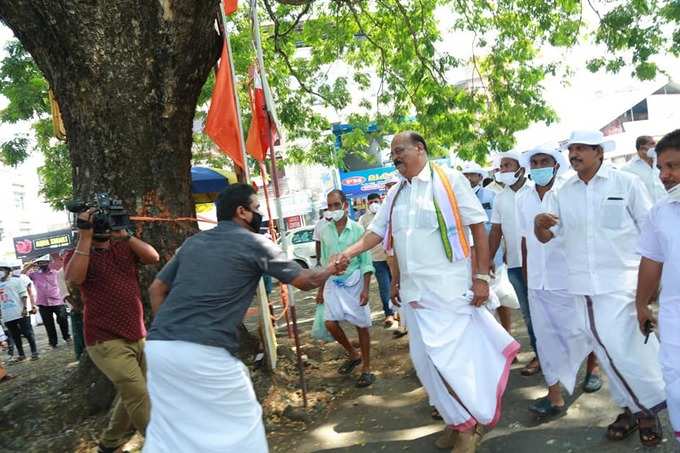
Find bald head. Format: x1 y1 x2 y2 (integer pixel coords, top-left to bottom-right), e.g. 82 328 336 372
391 131 429 180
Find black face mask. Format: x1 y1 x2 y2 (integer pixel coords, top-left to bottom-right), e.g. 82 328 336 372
247 208 263 233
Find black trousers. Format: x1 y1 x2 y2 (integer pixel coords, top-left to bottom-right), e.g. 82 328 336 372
5 317 37 357
38 304 71 347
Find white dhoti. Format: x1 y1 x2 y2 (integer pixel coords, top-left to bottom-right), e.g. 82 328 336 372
143 340 268 453
528 289 591 393
323 270 372 328
581 291 666 415
659 302 680 443
402 290 519 430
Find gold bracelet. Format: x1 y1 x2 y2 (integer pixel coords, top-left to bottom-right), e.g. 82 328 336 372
74 250 90 257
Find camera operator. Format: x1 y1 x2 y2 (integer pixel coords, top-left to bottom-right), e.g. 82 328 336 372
64 207 159 453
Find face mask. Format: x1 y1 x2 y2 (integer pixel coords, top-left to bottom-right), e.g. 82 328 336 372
0 270 7 279
323 211 333 221
11 269 21 277
495 170 520 186
248 208 263 232
39 264 49 272
668 183 680 202
646 148 656 159
368 202 381 214
329 210 345 222
530 167 555 187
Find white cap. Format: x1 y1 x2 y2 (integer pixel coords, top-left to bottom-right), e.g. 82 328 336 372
461 162 487 178
562 130 615 152
35 254 51 263
492 150 525 170
522 142 570 176
0 259 13 269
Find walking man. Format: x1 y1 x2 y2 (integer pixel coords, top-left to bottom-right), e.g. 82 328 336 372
622 135 666 202
488 151 539 376
535 130 666 447
340 132 519 452
359 193 394 327
318 189 375 387
517 144 601 418
65 206 160 453
26 255 71 348
144 184 347 453
635 128 680 445
0 260 39 361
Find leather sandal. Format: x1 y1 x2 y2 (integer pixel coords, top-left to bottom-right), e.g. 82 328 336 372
606 409 638 441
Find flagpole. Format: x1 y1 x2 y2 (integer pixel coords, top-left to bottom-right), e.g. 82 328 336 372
250 0 308 408
220 3 250 182
220 3 279 369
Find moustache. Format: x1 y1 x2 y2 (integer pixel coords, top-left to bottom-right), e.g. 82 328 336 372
393 159 404 166
570 158 582 163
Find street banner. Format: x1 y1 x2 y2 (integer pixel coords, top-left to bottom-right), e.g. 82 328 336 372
340 166 398 198
13 228 74 261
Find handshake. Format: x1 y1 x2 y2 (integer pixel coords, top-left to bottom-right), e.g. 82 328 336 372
328 253 350 275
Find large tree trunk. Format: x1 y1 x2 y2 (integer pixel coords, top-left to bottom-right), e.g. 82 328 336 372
0 0 221 414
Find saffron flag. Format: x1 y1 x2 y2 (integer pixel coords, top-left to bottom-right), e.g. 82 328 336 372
224 0 238 15
246 65 279 161
204 42 244 169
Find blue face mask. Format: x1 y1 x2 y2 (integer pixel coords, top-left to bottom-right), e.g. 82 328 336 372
530 167 555 187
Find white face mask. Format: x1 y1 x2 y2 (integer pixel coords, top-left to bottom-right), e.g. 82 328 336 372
668 183 680 202
646 147 656 159
329 209 345 222
368 202 381 214
495 171 520 186
323 211 333 221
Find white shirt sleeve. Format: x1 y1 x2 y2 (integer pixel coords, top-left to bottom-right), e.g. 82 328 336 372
450 171 488 226
546 190 562 237
637 208 664 263
490 193 502 225
312 220 324 241
368 193 391 239
516 193 528 238
627 174 653 230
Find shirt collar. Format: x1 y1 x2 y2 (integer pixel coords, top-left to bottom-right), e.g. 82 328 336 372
410 162 432 183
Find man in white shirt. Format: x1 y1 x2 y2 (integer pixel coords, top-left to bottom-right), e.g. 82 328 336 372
622 135 667 202
635 128 680 446
488 151 539 376
517 144 601 418
535 130 666 447
339 132 519 452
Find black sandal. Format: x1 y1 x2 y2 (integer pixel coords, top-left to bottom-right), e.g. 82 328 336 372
638 415 663 447
607 410 638 441
338 357 362 375
356 372 375 387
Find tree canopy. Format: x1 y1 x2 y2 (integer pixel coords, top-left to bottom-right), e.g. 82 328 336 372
1 0 678 208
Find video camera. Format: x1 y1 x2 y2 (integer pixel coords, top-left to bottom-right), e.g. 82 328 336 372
66 192 130 234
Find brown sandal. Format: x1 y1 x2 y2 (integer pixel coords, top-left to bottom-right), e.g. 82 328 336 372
520 357 541 376
638 415 663 447
607 410 638 441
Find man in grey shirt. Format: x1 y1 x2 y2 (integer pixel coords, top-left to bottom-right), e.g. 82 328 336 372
143 184 346 453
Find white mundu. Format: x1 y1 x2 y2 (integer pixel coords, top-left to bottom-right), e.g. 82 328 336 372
517 177 591 393
638 198 680 443
369 163 519 429
547 164 666 415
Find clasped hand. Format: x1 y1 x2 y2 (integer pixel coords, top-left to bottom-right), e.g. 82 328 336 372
328 253 350 275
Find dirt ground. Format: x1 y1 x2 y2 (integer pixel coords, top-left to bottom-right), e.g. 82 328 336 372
1 286 677 452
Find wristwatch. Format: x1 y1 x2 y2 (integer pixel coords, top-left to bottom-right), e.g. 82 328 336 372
473 273 491 283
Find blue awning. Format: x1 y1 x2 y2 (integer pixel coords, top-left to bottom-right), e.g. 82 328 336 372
191 167 230 194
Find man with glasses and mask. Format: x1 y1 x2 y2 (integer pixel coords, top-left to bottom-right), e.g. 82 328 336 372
359 192 394 327
143 184 348 452
488 151 539 377
317 189 375 388
65 204 160 453
535 130 666 447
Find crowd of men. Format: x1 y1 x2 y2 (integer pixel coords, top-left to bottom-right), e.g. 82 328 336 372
1 127 677 453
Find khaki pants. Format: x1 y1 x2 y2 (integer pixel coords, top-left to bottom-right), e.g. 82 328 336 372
87 338 149 448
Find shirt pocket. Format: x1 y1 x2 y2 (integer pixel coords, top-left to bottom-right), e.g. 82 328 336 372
601 196 627 229
415 199 438 230
392 205 408 233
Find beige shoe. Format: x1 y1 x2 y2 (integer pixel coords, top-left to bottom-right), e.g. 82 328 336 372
435 427 459 449
452 428 482 453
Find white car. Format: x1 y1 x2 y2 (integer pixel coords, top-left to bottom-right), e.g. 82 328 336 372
282 226 317 269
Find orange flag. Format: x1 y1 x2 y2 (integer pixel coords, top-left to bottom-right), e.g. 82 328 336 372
246 65 279 161
204 41 244 169
224 0 238 15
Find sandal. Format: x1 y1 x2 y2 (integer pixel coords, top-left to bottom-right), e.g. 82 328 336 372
337 357 362 375
356 372 375 388
638 415 663 447
393 330 408 339
520 357 541 376
528 396 564 417
606 409 638 441
431 407 443 420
